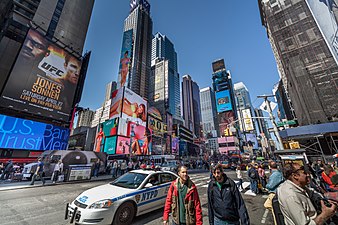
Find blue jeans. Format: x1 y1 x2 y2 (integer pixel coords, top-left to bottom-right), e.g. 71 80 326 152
249 178 258 193
111 168 117 178
214 217 240 225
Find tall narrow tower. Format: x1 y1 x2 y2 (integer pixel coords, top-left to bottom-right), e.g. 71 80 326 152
117 0 153 99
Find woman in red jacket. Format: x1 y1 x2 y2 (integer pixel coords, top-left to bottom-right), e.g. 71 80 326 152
163 166 203 225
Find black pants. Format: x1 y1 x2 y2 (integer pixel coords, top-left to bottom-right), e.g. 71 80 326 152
53 170 60 182
172 221 186 225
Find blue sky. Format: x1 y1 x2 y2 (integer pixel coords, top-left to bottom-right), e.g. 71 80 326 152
80 0 279 111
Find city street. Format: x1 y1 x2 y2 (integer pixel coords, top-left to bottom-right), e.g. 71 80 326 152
0 170 272 225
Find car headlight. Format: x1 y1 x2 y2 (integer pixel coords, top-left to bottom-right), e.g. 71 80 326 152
88 199 113 209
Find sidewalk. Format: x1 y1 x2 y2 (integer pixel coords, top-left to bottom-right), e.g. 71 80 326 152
0 174 113 192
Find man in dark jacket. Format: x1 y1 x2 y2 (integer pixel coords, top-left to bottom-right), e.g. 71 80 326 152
208 164 250 225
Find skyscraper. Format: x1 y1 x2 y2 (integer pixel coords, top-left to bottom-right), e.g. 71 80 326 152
149 32 180 118
200 87 218 138
118 0 153 99
105 81 117 101
182 75 202 138
258 0 338 125
76 108 94 128
234 82 256 133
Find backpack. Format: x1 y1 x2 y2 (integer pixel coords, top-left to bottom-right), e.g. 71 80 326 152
272 192 286 225
249 169 257 179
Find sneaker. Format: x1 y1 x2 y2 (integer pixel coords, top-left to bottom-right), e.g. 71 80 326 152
53 181 56 184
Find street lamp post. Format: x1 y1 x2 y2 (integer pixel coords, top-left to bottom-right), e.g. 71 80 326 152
257 95 284 150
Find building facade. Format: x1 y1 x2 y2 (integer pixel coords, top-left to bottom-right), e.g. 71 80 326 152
76 108 94 128
150 32 180 118
182 75 202 138
258 0 338 125
119 0 153 99
200 87 218 138
105 81 117 101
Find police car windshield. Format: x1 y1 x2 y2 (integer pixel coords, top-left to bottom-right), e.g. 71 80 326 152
110 172 147 189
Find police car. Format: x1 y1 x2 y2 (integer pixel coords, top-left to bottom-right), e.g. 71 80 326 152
65 169 178 225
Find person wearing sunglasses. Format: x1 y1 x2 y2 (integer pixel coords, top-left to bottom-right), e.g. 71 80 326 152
277 163 337 225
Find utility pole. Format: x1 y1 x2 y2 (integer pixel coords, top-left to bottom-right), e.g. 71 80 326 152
257 95 284 150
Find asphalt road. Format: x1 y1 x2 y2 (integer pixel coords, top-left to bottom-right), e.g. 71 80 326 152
0 170 273 225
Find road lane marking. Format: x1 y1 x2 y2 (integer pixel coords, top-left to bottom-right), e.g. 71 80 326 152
261 209 269 224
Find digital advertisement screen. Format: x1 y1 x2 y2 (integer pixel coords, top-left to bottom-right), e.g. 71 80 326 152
148 116 167 135
102 118 118 137
0 114 70 150
246 133 258 149
121 87 147 127
118 30 133 88
104 136 117 155
0 29 82 122
306 0 338 64
216 90 232 113
242 108 254 131
172 137 179 155
116 136 130 154
109 87 124 120
212 59 225 72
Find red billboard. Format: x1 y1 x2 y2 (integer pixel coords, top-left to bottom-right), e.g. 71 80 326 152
0 29 82 122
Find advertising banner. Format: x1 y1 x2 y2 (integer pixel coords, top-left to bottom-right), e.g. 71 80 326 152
0 29 82 122
306 0 338 64
148 116 167 135
212 59 225 72
118 30 133 88
102 118 118 137
216 90 232 113
0 114 69 150
104 136 117 154
246 133 258 149
242 108 254 131
172 137 179 155
109 87 124 120
121 87 147 127
116 136 131 154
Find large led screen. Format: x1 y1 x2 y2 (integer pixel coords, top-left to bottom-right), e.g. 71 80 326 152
216 90 232 113
306 0 338 64
109 87 124 120
104 136 117 155
116 136 131 154
212 59 225 72
246 133 258 149
0 114 69 150
0 29 82 122
118 30 133 88
172 137 179 155
121 87 147 127
242 108 254 131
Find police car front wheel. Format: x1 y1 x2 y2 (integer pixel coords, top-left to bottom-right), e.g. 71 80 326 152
112 202 135 225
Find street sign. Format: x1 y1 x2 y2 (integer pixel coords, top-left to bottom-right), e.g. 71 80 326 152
277 120 297 127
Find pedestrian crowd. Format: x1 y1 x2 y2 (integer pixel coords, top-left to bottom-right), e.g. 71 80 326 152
0 160 25 182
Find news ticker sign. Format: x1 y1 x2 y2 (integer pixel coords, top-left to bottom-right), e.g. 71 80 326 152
0 114 70 150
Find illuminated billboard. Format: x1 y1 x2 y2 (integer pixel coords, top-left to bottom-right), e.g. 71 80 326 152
109 87 124 120
212 59 225 72
104 136 117 155
148 116 167 135
172 137 179 155
0 114 69 150
246 133 258 149
0 29 82 122
118 30 133 88
216 90 232 113
242 108 254 131
116 136 131 154
306 0 338 64
121 87 147 127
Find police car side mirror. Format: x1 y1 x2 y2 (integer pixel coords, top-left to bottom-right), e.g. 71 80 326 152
145 183 153 188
